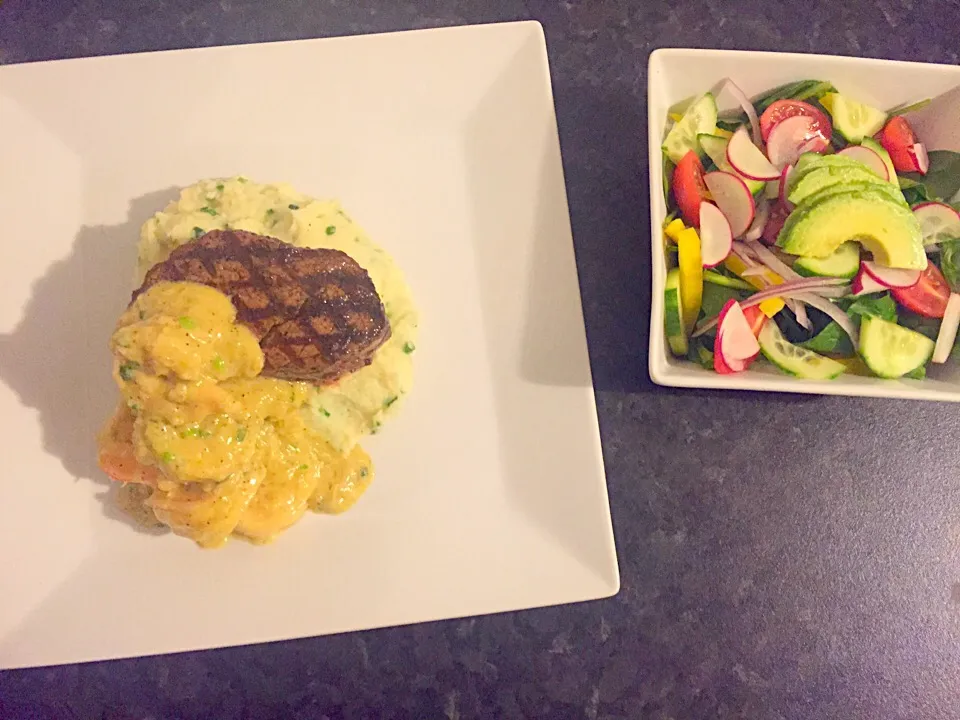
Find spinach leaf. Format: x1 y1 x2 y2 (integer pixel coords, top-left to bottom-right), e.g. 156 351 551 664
687 338 715 370
716 118 742 133
844 293 898 323
752 80 836 114
699 283 746 321
939 238 960 292
898 176 931 206
663 154 676 208
800 322 854 356
900 151 960 202
905 365 927 380
898 309 941 341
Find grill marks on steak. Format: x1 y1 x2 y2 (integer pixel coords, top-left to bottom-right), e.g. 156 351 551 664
134 230 391 383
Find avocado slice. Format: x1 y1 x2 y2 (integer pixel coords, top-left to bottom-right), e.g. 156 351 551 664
778 188 926 269
792 179 907 212
787 153 886 196
789 166 893 206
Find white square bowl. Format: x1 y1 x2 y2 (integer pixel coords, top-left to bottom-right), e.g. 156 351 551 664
647 49 960 401
0 21 618 670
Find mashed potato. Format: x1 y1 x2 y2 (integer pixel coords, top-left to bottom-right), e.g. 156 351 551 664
137 177 418 452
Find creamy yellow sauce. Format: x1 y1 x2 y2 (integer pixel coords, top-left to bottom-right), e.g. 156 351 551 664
105 281 371 548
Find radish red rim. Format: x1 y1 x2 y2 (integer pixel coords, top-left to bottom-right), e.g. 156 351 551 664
703 170 756 238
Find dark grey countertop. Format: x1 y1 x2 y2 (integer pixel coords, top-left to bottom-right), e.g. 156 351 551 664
3 1 960 718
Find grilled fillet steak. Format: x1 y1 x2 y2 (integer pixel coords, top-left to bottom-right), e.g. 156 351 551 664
133 230 391 383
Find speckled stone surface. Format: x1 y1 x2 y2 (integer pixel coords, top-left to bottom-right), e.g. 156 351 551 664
3 1 960 718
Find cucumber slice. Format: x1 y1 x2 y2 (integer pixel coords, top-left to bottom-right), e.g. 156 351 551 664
664 268 689 356
663 94 718 164
860 137 898 185
821 93 887 143
793 241 861 278
758 320 847 379
697 133 765 195
858 315 934 378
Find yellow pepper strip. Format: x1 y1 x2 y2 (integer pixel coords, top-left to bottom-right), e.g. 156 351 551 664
714 128 734 139
722 253 786 318
663 218 686 243
676 227 703 332
669 112 684 122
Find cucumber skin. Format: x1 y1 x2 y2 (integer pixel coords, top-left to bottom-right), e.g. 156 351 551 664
664 269 689 356
758 322 846 380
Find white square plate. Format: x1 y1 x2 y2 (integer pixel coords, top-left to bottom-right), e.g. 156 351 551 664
648 49 960 401
0 21 618 669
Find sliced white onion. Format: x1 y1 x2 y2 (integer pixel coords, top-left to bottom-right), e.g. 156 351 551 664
721 78 762 147
793 292 859 351
788 299 811 330
933 293 960 363
731 242 760 268
745 240 803 281
691 279 851 337
739 266 770 278
743 198 771 242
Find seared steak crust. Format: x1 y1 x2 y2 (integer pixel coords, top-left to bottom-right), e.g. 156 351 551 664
134 230 391 383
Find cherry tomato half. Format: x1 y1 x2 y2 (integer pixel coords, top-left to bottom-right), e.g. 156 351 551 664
672 150 708 227
891 262 950 318
879 116 920 173
759 100 833 143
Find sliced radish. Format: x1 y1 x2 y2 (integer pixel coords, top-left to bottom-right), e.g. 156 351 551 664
698 201 734 267
862 260 922 289
714 299 761 374
743 198 771 242
766 115 829 170
933 293 960 363
911 143 930 175
778 164 795 209
704 171 756 237
913 201 960 246
837 145 889 180
852 263 889 295
726 125 780 181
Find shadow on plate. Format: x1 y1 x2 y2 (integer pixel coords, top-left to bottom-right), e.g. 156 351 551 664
0 188 180 537
464 34 619 586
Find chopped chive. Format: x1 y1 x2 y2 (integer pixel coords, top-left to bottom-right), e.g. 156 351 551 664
266 208 275 215
298 464 309 471
139 310 147 320
320 408 331 418
359 467 369 478
237 177 248 183
325 225 337 236
236 427 247 442
178 316 196 330
200 207 217 216
212 355 226 371
118 362 139 381
384 395 398 408
193 226 205 238
160 451 175 464
216 183 224 191
402 342 416 354
128 402 141 413
288 203 299 210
